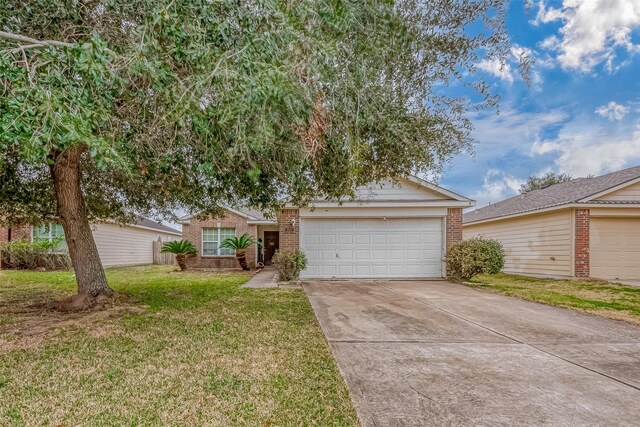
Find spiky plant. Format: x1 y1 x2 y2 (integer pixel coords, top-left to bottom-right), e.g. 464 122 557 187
220 234 256 271
161 240 197 271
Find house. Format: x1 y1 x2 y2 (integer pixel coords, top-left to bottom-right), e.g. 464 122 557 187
0 218 181 267
179 176 473 278
463 165 640 281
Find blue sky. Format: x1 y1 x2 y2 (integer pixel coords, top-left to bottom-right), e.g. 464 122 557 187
439 0 640 207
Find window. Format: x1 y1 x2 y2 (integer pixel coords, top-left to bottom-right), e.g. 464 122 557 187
32 223 65 241
32 223 67 252
202 228 235 256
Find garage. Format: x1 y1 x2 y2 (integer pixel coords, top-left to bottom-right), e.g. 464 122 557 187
590 217 640 280
300 217 443 279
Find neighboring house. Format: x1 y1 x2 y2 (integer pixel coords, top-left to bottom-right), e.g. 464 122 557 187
0 218 181 267
463 165 640 281
180 177 473 278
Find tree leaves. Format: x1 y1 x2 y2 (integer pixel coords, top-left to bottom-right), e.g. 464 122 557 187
0 0 512 225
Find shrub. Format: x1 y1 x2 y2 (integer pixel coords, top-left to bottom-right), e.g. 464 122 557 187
161 240 197 271
272 249 308 282
0 238 71 270
446 237 504 280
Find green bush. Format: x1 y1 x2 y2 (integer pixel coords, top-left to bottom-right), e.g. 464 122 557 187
0 238 71 270
272 249 308 282
446 237 504 280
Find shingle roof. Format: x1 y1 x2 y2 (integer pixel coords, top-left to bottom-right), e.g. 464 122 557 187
229 207 275 221
464 165 640 224
135 217 182 235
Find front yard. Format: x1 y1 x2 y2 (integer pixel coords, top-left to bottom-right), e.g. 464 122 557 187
468 273 640 324
0 266 357 426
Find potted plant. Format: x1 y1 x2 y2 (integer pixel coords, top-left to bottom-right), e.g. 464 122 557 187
161 240 197 271
220 233 256 270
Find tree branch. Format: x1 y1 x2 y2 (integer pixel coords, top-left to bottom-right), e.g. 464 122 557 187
0 30 75 51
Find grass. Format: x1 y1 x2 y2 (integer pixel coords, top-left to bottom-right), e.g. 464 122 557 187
0 266 358 426
468 273 640 324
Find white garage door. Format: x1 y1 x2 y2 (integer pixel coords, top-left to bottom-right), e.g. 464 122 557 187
300 217 443 279
591 218 640 280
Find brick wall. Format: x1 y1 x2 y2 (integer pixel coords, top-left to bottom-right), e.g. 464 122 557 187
278 209 300 251
445 208 463 252
0 223 31 242
574 208 590 278
182 213 257 269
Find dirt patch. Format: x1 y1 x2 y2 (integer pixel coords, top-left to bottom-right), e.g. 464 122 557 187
0 292 146 353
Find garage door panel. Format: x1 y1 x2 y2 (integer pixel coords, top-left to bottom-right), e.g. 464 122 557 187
389 249 403 259
388 234 404 244
338 235 353 244
591 218 640 280
301 217 443 279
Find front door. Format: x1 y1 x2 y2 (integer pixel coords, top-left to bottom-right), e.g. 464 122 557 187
263 231 280 265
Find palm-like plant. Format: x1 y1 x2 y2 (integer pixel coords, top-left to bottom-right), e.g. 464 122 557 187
161 240 197 271
220 233 256 271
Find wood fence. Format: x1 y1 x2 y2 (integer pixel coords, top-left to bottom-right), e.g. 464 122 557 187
153 241 176 265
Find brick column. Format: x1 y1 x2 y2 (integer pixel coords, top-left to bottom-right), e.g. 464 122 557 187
277 209 300 251
574 209 590 278
445 208 463 251
0 227 8 243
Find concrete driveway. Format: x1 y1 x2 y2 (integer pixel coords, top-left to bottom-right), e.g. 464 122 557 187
303 280 640 427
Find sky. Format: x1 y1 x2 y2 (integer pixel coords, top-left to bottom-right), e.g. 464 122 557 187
439 0 640 208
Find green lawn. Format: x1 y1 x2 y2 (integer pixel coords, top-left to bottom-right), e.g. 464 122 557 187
468 273 640 324
0 266 358 426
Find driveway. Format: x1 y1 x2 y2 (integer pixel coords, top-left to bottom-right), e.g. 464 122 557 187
303 280 640 427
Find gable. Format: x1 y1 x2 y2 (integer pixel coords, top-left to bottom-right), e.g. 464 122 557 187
353 178 454 201
595 181 640 201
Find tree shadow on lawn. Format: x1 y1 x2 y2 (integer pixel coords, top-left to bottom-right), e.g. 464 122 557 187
0 288 145 354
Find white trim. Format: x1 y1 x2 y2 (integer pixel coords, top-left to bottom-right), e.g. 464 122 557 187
127 223 181 236
402 176 474 202
579 176 640 202
247 220 278 225
464 202 640 226
179 207 265 225
201 226 236 257
292 200 473 208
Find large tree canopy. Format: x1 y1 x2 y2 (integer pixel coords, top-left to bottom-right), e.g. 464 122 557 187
520 172 574 193
0 0 514 303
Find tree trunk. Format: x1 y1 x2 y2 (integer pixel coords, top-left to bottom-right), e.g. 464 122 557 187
50 146 112 308
236 249 249 270
176 254 187 271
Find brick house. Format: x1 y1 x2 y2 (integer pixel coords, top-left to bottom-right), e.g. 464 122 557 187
179 176 473 278
463 165 640 281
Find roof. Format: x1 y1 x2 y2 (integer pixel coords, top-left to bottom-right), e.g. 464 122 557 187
134 218 182 235
179 175 474 224
464 165 640 224
178 207 276 224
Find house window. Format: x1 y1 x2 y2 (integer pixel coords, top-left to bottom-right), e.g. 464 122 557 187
202 228 235 256
32 223 67 251
32 223 65 241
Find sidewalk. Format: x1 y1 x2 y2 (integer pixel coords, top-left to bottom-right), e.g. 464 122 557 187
240 267 278 288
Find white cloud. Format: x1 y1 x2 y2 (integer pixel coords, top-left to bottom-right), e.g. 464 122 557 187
471 169 524 207
595 101 630 121
475 44 547 88
535 0 640 72
476 58 514 84
531 122 640 176
470 107 568 152
532 1 567 26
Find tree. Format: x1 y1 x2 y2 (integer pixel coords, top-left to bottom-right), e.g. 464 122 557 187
161 240 197 271
220 234 256 271
519 172 573 193
0 0 515 308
